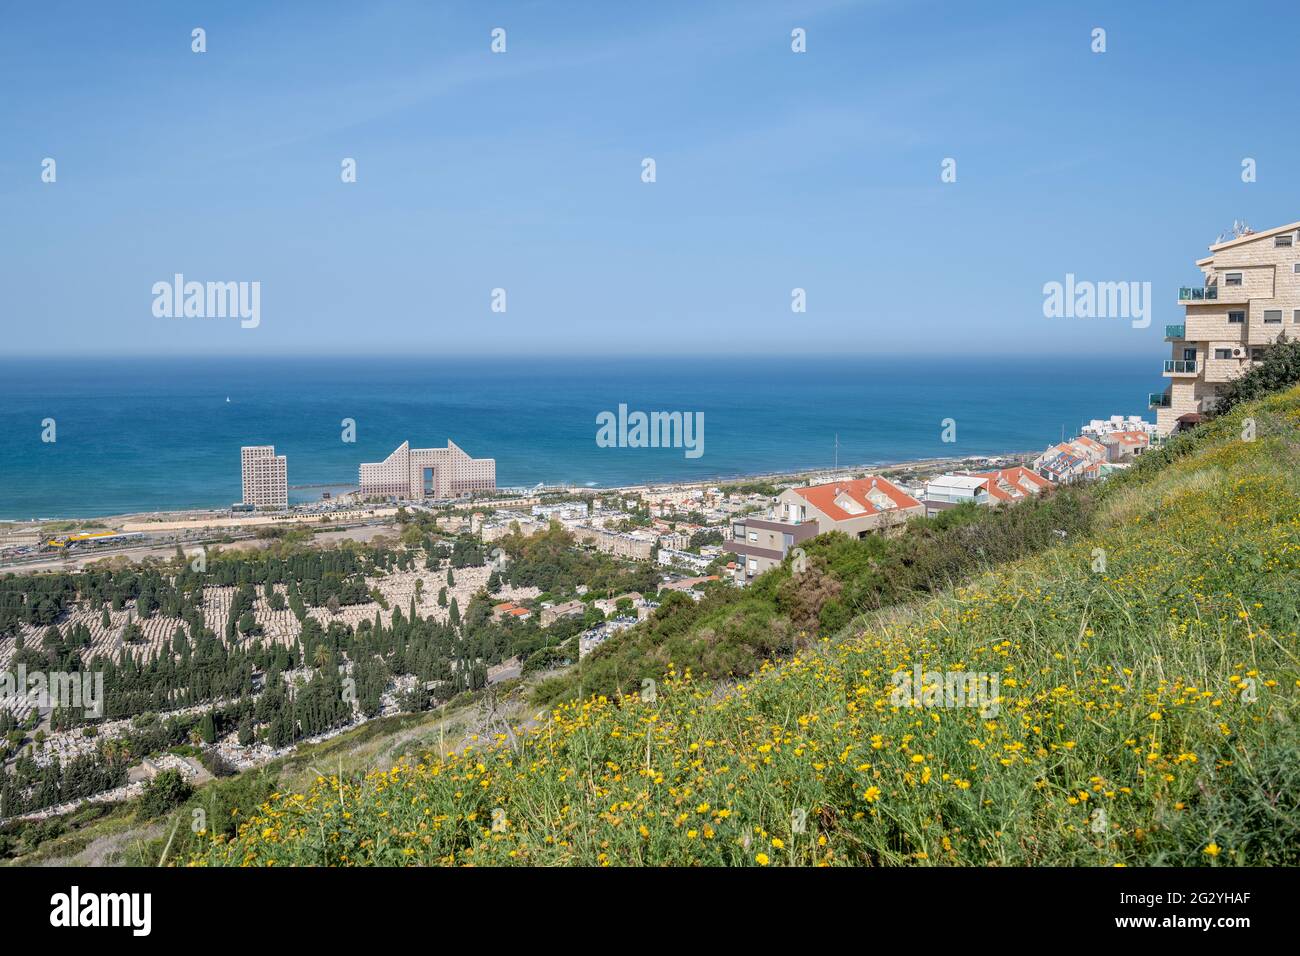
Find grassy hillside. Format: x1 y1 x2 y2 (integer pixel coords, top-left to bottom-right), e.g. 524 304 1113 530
535 475 1097 704
191 386 1300 866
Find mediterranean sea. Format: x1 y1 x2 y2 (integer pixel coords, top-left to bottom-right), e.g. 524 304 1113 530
0 355 1159 518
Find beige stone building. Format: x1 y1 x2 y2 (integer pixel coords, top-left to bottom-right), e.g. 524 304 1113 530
1154 221 1300 435
358 439 495 499
240 445 287 509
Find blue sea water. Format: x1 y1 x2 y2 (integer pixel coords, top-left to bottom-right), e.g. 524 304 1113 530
0 355 1159 519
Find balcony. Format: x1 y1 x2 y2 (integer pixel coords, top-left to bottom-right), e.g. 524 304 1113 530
1163 359 1199 375
1164 324 1185 340
1149 392 1171 408
1178 286 1217 302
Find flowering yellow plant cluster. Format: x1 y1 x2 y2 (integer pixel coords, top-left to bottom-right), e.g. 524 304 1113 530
192 388 1300 867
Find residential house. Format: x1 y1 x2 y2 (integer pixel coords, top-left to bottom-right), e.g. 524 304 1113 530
540 600 585 626
923 467 1053 516
492 601 533 622
968 466 1054 502
724 476 923 582
922 474 990 516
776 476 924 538
1033 436 1107 484
1097 429 1151 463
594 592 647 619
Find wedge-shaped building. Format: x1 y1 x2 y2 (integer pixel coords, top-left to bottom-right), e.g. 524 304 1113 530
358 439 495 499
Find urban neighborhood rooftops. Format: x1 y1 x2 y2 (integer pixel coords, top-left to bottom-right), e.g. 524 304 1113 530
968 466 1053 502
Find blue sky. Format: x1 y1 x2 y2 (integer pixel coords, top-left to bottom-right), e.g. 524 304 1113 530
3 0 1299 357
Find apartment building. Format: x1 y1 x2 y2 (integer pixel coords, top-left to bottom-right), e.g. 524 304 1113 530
240 445 288 509
1153 220 1300 436
725 514 820 580
1081 415 1157 439
724 476 923 582
570 525 657 560
531 501 589 520
657 547 716 573
657 530 692 551
358 439 495 499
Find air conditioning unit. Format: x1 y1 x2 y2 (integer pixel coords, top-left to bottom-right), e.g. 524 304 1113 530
1231 347 1247 358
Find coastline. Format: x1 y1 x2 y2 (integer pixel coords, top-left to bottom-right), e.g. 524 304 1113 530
1 449 1037 529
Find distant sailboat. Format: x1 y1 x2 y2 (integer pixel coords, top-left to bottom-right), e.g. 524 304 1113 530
225 396 231 403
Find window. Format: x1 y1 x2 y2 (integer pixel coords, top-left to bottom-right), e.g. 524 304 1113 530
1251 348 1266 361
1294 263 1300 274
1295 310 1300 324
1275 235 1294 247
1214 348 1233 360
1264 310 1282 324
747 531 757 542
1228 311 1245 324
1224 273 1243 286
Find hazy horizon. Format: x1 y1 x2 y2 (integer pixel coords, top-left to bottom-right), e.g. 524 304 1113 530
3 346 1168 360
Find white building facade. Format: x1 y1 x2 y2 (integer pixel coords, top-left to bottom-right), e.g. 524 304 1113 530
359 439 495 499
240 445 288 509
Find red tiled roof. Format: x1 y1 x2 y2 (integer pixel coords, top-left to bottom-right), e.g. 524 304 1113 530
1071 435 1107 454
791 476 922 522
969 466 1054 503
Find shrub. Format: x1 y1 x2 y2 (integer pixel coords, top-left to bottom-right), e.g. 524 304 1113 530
138 769 193 819
1208 332 1300 418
